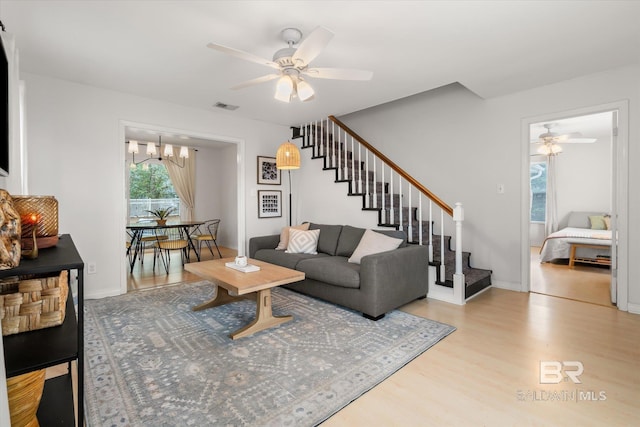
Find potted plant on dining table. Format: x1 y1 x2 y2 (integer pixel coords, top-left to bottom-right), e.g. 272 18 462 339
146 207 176 226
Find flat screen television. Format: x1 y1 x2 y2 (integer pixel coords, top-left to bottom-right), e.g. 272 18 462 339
0 34 9 177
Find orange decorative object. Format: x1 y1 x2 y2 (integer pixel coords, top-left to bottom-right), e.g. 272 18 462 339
13 196 59 250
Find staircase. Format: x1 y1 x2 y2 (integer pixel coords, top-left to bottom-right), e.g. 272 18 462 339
293 116 492 304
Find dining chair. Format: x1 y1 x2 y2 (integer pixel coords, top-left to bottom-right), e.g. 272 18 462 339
193 219 222 258
155 227 189 274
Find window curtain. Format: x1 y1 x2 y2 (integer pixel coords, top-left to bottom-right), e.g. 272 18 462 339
545 154 558 236
162 148 195 221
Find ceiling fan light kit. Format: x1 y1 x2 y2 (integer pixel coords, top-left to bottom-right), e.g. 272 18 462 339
207 26 372 103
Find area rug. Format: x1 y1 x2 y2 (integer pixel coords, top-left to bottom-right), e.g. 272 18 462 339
84 282 455 426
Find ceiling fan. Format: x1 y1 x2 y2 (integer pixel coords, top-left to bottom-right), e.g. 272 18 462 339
207 26 373 102
531 123 597 155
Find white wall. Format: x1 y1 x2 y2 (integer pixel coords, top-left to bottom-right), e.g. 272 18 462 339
307 65 638 307
193 145 237 248
20 73 290 299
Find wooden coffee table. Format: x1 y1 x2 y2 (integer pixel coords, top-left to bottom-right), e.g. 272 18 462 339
185 258 305 339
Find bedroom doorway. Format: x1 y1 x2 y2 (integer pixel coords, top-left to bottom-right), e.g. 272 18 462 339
524 105 625 308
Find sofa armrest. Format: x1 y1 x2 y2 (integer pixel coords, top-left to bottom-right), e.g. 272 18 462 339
249 234 280 258
359 245 428 315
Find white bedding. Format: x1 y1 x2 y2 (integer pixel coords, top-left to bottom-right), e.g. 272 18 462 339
539 227 611 263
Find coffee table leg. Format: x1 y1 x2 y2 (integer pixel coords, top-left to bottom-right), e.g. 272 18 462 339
230 288 293 340
192 286 253 311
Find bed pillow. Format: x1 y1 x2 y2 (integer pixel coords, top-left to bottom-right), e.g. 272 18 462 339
589 215 607 230
275 223 310 250
603 215 611 230
348 229 403 264
286 228 320 254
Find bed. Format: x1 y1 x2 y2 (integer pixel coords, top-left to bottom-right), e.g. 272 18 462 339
539 211 612 264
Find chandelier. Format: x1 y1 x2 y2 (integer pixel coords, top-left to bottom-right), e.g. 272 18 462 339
127 135 189 169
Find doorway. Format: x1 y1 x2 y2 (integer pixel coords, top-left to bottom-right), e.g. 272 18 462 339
521 101 629 310
120 121 246 294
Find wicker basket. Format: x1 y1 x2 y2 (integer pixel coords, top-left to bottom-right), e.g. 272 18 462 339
6 369 46 427
0 270 69 336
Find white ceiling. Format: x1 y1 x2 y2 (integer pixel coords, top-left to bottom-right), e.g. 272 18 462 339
2 0 640 129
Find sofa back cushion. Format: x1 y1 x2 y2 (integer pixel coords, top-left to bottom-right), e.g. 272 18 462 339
336 225 366 257
308 223 343 255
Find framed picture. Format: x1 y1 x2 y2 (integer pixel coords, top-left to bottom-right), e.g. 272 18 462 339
258 190 282 218
257 156 281 185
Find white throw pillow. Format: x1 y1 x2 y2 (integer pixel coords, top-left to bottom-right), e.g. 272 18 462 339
286 228 320 254
275 223 310 250
348 229 403 264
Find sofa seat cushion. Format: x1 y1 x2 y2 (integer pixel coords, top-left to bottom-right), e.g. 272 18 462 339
253 249 328 270
296 256 360 289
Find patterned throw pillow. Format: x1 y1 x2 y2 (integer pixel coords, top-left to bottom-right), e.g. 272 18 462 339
275 223 310 250
286 228 320 254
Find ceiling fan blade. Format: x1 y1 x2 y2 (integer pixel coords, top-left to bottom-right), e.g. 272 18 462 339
303 67 373 81
207 42 280 70
292 26 334 66
564 137 597 143
231 74 280 90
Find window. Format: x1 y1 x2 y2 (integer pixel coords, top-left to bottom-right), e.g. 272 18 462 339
530 161 546 222
129 163 180 218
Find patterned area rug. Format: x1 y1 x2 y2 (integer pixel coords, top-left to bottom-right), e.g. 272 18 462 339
84 282 455 426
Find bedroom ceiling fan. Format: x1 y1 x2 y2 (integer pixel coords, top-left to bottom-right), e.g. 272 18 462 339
531 123 597 155
207 26 373 102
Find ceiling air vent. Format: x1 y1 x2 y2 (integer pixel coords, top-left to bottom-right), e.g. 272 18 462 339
214 102 239 111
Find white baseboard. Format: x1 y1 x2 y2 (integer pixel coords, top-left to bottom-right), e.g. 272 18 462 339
627 302 640 315
491 280 523 292
85 289 124 300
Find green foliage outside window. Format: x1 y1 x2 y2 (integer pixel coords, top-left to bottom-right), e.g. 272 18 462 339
129 163 177 199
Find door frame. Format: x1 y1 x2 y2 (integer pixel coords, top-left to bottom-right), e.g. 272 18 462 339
118 120 246 295
520 100 629 311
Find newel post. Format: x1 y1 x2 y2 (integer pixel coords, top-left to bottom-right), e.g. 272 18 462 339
453 202 466 304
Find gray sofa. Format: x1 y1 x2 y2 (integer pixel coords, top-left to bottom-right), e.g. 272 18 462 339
249 223 428 320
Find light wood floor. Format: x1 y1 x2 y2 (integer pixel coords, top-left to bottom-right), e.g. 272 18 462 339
530 246 614 307
127 245 238 292
77 246 637 426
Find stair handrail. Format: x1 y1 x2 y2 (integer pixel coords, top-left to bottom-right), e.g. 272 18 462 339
329 115 453 217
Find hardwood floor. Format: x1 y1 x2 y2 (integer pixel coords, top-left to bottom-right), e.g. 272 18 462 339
530 246 613 307
66 246 637 426
127 245 238 292
325 289 640 426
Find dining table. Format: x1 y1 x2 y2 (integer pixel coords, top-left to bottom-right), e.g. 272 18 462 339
126 220 205 272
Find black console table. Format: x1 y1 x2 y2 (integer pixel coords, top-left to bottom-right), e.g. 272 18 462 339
1 234 84 426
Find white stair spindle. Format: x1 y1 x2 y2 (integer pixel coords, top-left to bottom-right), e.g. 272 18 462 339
343 129 348 181
365 148 370 208
381 160 386 224
398 176 403 231
428 201 433 262
408 185 412 240
440 209 445 282
351 137 356 190
332 120 336 169
389 170 394 226
373 153 377 208
358 143 363 194
418 195 423 246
